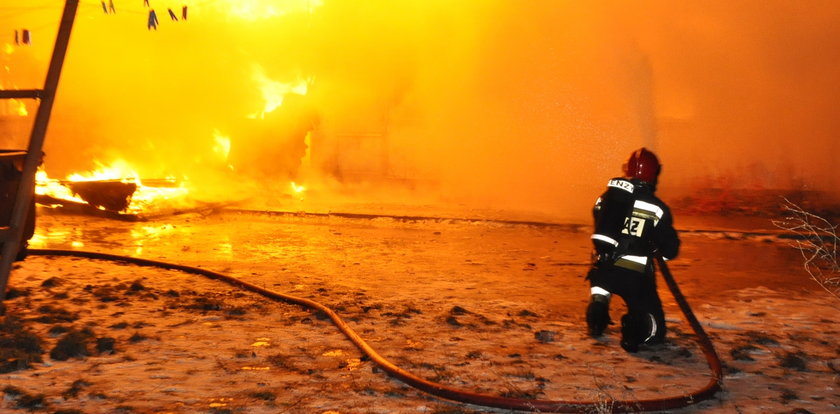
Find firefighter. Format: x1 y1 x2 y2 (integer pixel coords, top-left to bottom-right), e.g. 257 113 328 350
585 148 680 352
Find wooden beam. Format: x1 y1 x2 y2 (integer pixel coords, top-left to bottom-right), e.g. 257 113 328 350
0 90 42 99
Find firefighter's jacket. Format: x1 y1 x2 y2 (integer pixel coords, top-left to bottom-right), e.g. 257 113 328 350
590 177 680 272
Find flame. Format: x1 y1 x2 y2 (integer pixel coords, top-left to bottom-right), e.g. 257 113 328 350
10 99 27 116
35 170 81 205
250 64 311 118
66 159 139 182
290 181 306 194
290 181 306 201
212 129 232 161
124 177 189 215
0 99 29 116
36 160 189 215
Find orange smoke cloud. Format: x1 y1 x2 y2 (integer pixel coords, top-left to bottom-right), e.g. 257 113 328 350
1 1 838 220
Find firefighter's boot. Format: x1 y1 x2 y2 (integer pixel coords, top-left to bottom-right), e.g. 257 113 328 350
620 312 658 353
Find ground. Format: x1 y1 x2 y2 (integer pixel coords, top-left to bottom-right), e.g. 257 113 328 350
0 206 838 413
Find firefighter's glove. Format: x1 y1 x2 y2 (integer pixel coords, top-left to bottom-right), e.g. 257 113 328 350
592 249 616 267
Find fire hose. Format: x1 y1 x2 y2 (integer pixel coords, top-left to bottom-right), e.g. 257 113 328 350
27 249 722 413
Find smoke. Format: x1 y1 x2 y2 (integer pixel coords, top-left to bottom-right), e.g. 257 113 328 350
2 1 839 221
633 2 840 201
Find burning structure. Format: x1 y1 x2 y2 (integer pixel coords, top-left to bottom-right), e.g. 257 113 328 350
0 1 839 220
0 2 839 412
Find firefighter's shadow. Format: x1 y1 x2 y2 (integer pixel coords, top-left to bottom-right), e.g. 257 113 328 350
589 326 699 367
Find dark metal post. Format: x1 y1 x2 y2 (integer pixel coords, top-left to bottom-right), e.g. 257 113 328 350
0 0 79 302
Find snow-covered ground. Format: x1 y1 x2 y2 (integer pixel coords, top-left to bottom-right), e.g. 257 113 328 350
1 208 838 413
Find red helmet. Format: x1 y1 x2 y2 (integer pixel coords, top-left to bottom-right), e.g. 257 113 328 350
623 148 661 184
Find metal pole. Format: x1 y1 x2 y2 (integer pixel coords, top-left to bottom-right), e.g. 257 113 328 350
0 0 79 303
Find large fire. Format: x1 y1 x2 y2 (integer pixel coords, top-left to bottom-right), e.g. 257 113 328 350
28 0 317 216
4 0 320 217
2 1 839 221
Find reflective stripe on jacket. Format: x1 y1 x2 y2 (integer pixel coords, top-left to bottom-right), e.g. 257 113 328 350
591 178 680 272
